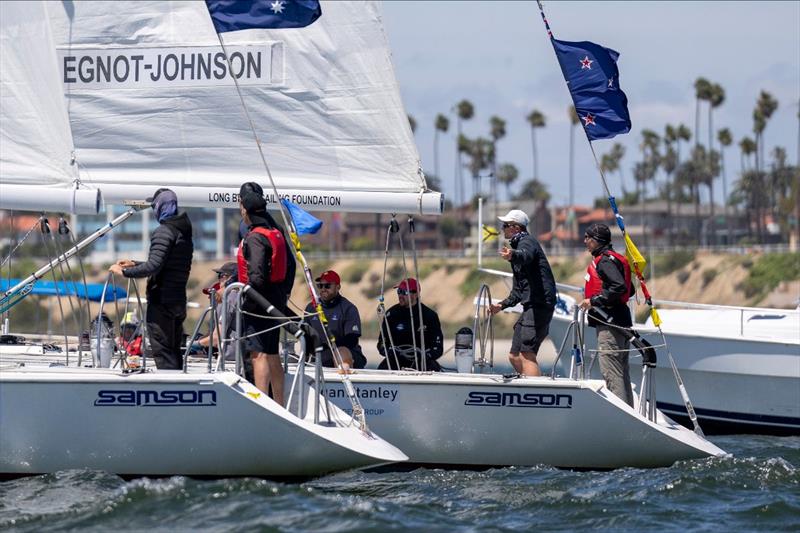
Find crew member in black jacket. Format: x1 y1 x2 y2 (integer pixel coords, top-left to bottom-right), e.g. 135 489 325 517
237 182 296 405
489 209 556 376
377 278 443 371
578 222 635 406
110 188 193 370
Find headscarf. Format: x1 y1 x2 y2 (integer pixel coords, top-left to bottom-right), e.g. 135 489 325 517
150 188 178 222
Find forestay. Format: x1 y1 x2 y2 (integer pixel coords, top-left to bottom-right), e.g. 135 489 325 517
44 1 441 214
0 1 100 214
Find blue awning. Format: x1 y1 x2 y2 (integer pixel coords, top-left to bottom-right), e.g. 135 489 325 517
0 279 127 302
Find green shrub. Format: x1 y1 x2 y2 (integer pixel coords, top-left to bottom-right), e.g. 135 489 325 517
342 262 370 284
551 261 577 282
650 250 695 277
348 236 375 252
459 269 486 298
676 270 690 284
701 268 718 288
737 252 800 299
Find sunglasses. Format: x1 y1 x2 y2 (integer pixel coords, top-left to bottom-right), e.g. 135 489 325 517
397 289 418 295
317 282 333 289
502 223 516 229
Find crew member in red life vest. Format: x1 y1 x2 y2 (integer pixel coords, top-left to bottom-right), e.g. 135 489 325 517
238 182 296 405
578 222 635 407
117 312 143 356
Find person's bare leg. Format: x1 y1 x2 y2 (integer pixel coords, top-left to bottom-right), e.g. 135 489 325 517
508 352 523 373
519 351 541 376
266 353 284 406
251 352 269 393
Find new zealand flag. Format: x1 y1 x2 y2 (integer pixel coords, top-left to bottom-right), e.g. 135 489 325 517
552 39 631 140
206 0 321 33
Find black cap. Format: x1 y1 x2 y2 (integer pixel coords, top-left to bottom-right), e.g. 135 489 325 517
212 262 237 278
239 182 267 213
146 187 173 205
585 222 612 245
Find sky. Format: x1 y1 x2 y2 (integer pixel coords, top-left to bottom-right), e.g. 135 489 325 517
381 1 800 208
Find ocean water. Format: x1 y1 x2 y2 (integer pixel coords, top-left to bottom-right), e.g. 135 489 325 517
1 435 797 532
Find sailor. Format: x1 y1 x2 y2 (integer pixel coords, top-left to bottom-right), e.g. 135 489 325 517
579 222 635 407
304 270 367 370
117 312 143 357
377 278 444 371
489 209 556 376
110 188 193 370
190 261 238 360
238 182 296 405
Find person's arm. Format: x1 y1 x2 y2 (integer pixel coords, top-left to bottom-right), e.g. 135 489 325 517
122 226 175 278
592 256 628 307
425 309 444 360
535 242 557 307
338 302 362 351
245 232 272 295
376 310 391 357
510 236 535 265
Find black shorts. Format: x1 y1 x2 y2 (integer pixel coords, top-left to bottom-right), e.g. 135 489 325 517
241 313 281 355
510 307 553 354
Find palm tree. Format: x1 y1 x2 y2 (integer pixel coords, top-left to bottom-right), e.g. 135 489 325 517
434 113 449 185
526 109 546 181
497 163 519 201
752 91 778 242
693 78 712 147
717 127 733 242
408 114 417 134
661 131 679 244
676 123 692 163
455 100 475 208
489 116 506 209
567 105 580 210
609 142 626 192
705 84 725 244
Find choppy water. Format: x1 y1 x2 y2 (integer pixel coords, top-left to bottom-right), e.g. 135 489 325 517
1 435 798 532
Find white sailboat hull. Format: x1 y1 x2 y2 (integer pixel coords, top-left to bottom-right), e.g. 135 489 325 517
301 369 724 469
548 310 800 435
0 366 406 478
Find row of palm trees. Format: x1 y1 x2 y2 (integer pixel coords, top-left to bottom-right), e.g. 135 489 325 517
409 83 798 245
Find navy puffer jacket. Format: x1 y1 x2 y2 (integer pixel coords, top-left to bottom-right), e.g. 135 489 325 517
123 212 193 305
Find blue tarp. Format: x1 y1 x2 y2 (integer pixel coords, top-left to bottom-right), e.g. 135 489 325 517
0 279 127 302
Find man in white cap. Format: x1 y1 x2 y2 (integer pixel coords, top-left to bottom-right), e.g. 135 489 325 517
489 209 556 376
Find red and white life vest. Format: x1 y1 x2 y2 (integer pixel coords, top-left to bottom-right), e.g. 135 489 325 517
584 249 632 302
237 226 288 284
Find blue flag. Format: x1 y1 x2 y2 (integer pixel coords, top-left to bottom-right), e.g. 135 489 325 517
206 0 321 33
281 199 322 235
552 39 631 140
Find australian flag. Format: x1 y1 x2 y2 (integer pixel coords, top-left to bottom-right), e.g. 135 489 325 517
206 0 321 33
552 39 631 140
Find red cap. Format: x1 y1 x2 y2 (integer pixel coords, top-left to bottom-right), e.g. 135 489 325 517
315 270 341 285
394 278 419 292
202 281 221 295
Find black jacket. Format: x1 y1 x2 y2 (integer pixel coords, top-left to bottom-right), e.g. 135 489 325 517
305 294 366 369
499 232 556 312
241 222 295 312
124 212 193 305
588 244 633 328
378 302 443 368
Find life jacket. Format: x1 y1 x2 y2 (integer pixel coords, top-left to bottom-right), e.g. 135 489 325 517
584 249 632 303
237 226 288 284
118 335 143 356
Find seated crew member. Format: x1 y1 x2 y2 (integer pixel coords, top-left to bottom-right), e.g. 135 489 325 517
190 261 238 360
377 278 443 371
117 312 143 356
304 270 367 370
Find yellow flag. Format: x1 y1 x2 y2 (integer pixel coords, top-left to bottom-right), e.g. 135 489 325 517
624 232 647 275
482 224 500 242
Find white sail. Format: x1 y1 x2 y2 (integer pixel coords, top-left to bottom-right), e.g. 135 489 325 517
0 1 100 214
45 1 441 214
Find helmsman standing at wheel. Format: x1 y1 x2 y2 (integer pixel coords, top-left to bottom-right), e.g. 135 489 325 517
489 209 556 377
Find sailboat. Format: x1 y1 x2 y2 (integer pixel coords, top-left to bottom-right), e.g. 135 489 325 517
0 0 411 478
546 291 800 435
1 0 726 473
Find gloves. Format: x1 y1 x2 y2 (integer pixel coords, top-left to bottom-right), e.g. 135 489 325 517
189 342 204 354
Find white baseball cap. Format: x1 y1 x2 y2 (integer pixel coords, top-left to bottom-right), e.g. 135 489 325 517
498 209 529 227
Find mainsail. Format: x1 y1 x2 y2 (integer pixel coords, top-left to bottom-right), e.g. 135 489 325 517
0 1 100 214
41 0 441 214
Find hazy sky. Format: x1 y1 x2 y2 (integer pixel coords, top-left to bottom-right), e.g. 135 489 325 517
381 1 800 207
